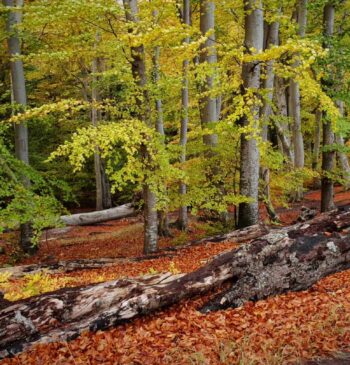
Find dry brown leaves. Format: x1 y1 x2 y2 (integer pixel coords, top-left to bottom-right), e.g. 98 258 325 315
2 264 350 364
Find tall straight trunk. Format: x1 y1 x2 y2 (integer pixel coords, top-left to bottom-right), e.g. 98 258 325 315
123 0 158 253
199 0 218 147
335 101 350 189
261 19 279 139
178 0 190 231
3 0 35 253
238 0 264 228
321 3 336 212
91 45 112 211
151 10 164 137
274 76 294 162
260 19 280 222
151 9 170 237
312 109 322 170
289 0 307 199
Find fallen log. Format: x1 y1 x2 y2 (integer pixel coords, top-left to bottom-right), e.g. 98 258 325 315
1 209 350 358
0 258 120 279
163 223 269 251
60 204 136 226
1 224 268 279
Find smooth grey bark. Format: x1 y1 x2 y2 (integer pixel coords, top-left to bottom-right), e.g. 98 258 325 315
3 0 35 254
335 101 350 190
321 3 336 212
199 0 218 147
289 0 307 199
151 9 170 237
260 19 280 222
151 10 164 137
312 109 322 170
91 46 112 211
238 0 264 228
261 20 280 139
60 204 135 226
321 116 336 212
123 0 158 253
274 76 294 162
178 0 190 231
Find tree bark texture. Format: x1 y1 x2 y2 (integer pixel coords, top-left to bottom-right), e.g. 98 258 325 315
60 204 135 226
274 76 294 162
289 0 308 174
123 0 158 253
1 210 350 358
3 0 35 254
199 0 218 147
260 19 280 222
312 109 322 170
178 0 191 231
91 41 112 211
238 0 264 228
335 101 350 189
321 3 336 212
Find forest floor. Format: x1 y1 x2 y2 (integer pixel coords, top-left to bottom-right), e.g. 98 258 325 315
1 188 350 364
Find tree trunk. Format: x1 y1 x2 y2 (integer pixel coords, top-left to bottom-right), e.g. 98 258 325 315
3 0 35 254
321 117 336 212
238 0 264 228
178 0 190 231
289 0 308 200
199 0 218 147
321 3 336 213
260 19 280 222
1 210 350 358
335 101 350 189
91 41 112 211
312 109 322 170
273 76 294 162
60 204 135 226
151 10 171 237
123 0 158 253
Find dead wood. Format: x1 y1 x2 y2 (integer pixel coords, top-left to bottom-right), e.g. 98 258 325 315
1 210 350 358
60 204 136 226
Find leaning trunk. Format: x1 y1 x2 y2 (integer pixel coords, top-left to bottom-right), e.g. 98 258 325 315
238 0 264 227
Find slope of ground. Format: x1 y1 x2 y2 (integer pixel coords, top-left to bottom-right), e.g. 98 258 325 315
1 188 350 364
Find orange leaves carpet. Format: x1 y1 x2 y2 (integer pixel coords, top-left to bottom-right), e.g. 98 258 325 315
2 188 350 364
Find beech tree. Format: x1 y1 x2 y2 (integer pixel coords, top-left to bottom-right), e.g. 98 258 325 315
289 0 308 200
91 35 112 211
123 0 158 253
178 0 190 231
321 2 336 212
199 0 218 147
238 0 264 228
3 0 35 253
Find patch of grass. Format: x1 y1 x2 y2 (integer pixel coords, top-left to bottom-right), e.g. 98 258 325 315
171 231 189 246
